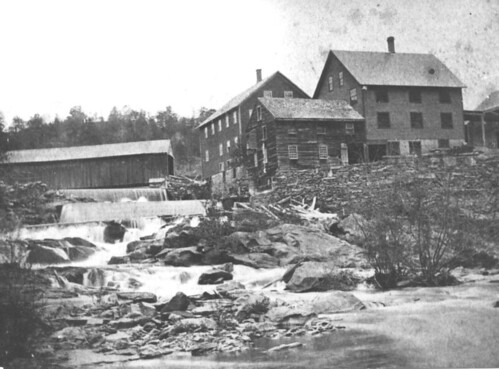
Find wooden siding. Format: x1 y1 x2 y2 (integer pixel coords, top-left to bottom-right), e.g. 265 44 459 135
246 102 365 188
3 153 173 189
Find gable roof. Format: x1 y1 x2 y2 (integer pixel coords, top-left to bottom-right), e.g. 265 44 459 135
258 97 364 121
198 71 309 129
476 91 499 112
3 140 173 164
314 50 465 97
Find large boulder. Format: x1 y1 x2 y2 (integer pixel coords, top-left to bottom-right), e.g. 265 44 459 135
336 213 369 244
198 269 233 285
163 228 199 249
63 237 96 249
161 292 191 313
26 244 70 265
306 291 365 313
103 222 127 244
67 245 96 262
265 224 367 268
285 261 362 292
117 291 157 303
229 253 279 269
266 306 316 327
163 247 202 267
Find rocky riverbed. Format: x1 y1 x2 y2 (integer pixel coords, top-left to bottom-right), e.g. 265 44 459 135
2 209 499 369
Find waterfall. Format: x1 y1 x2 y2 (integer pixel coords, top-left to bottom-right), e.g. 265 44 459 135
59 188 167 202
59 200 206 223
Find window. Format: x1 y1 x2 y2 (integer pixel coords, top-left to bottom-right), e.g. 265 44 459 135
261 125 267 140
226 140 231 153
350 88 358 103
438 139 450 148
234 136 239 146
345 122 355 135
410 112 424 129
225 115 229 128
387 141 400 156
262 144 268 164
256 106 262 121
409 141 422 156
375 89 389 103
226 160 231 169
439 90 451 104
233 111 238 124
204 127 208 138
339 72 344 86
409 89 422 103
263 90 272 98
248 109 253 119
284 91 293 98
319 144 328 159
288 127 297 135
232 167 237 179
219 162 224 172
317 125 326 135
377 112 391 129
211 123 215 135
441 113 453 129
328 76 334 91
254 152 258 167
218 120 222 132
219 143 223 156
288 145 298 160
205 150 209 162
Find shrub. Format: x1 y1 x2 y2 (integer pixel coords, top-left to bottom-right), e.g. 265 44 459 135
0 264 49 365
352 166 483 288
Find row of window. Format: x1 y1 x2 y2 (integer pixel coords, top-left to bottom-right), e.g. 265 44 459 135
328 72 344 91
386 139 450 156
375 89 452 104
204 110 239 138
377 112 454 129
204 136 239 162
253 144 328 165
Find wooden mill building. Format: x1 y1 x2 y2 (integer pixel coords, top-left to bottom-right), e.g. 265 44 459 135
246 97 364 189
1 140 174 189
464 91 499 149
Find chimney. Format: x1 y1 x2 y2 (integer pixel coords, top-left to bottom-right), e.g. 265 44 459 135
256 69 262 83
387 36 395 53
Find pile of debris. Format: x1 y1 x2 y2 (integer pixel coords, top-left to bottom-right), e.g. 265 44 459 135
166 175 210 200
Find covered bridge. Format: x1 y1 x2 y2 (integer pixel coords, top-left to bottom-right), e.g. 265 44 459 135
1 140 174 189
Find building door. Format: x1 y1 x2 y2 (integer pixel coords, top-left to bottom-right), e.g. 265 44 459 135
347 143 364 164
340 143 349 165
368 144 386 162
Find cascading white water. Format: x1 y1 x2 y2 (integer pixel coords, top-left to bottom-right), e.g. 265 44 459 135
59 188 168 202
17 216 286 301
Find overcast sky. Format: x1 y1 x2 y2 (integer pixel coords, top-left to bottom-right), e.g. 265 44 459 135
0 0 498 124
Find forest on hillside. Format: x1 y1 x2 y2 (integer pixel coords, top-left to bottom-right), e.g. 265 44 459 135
0 106 215 173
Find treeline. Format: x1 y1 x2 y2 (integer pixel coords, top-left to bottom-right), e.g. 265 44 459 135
0 106 215 166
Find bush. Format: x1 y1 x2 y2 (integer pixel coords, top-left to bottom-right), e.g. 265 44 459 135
353 167 483 288
0 264 49 365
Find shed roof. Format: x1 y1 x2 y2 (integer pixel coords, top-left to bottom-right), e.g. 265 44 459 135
476 91 499 112
258 98 364 121
314 50 465 97
4 140 173 164
198 71 309 129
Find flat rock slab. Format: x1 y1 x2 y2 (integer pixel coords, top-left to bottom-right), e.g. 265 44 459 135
117 291 157 303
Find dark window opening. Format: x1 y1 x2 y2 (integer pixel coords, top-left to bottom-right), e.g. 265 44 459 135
410 112 424 129
439 90 451 104
387 141 400 156
375 89 389 103
441 113 453 129
409 141 422 156
377 112 391 129
438 139 450 148
409 89 422 103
